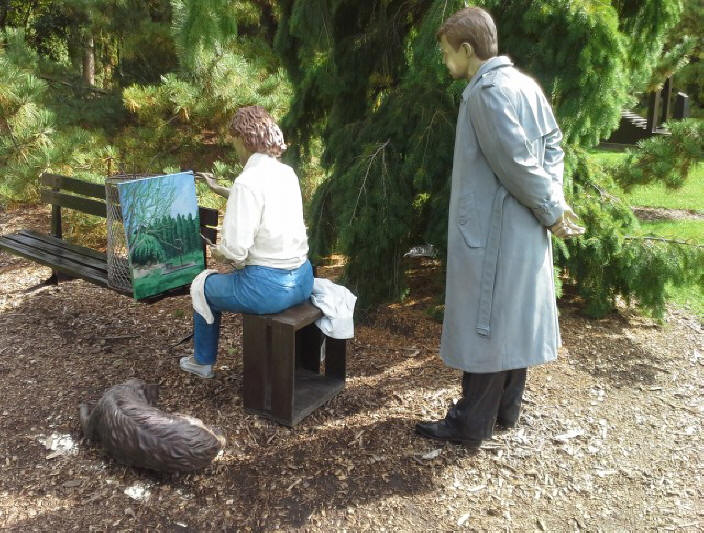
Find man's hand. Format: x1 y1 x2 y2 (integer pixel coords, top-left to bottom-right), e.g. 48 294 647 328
549 207 585 239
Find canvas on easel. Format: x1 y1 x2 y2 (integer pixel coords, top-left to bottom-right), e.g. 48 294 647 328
117 171 205 299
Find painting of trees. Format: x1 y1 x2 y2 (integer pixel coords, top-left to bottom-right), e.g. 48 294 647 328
117 171 205 299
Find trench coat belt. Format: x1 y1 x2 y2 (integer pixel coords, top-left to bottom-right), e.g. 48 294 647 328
476 186 509 337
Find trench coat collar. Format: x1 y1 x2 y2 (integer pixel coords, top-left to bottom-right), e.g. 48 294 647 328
462 55 514 100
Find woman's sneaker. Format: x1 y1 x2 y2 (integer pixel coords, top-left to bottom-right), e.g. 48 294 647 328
179 356 215 379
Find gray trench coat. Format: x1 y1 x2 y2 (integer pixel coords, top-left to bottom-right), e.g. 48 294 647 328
440 56 567 373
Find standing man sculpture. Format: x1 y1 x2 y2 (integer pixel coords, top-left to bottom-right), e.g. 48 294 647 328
415 7 584 447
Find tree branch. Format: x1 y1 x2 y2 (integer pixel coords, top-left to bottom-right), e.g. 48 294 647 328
38 75 108 94
349 139 390 224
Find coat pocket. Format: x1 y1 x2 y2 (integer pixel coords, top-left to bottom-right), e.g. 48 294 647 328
457 192 483 248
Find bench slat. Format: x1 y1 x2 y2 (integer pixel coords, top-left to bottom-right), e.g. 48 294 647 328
18 230 108 261
40 190 107 218
0 235 113 289
41 174 105 199
9 231 109 272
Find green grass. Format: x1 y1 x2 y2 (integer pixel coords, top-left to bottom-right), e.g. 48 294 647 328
624 163 704 211
587 148 628 168
666 284 704 319
637 220 704 319
588 148 704 211
588 148 704 319
638 219 704 243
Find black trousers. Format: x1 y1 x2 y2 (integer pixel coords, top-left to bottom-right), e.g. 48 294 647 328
446 368 527 441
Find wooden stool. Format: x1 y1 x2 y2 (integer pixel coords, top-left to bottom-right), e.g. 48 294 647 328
242 301 346 426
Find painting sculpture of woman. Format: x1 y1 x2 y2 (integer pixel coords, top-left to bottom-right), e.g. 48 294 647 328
180 106 312 379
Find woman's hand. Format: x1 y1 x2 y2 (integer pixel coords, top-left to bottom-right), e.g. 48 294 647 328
195 172 230 198
195 171 216 188
209 245 228 262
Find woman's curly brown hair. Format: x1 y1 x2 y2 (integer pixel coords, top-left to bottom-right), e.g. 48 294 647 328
230 106 287 157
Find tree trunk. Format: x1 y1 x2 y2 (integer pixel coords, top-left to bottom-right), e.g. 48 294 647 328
82 34 95 87
251 0 277 44
23 0 37 28
0 0 10 30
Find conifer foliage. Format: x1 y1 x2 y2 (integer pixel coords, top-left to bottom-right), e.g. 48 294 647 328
0 0 290 202
121 0 290 178
0 30 54 202
276 0 702 317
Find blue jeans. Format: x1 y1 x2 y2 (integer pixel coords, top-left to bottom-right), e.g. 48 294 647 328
193 261 314 364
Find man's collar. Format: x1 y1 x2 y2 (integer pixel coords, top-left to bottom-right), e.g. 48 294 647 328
462 56 513 99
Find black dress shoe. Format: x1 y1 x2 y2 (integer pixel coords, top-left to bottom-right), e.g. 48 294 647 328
415 420 482 448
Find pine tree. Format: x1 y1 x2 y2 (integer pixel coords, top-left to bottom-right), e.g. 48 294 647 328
276 0 702 318
120 0 292 176
672 0 704 115
615 119 704 190
0 29 54 202
1 1 291 204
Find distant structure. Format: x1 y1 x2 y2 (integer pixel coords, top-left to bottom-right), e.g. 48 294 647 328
606 76 689 145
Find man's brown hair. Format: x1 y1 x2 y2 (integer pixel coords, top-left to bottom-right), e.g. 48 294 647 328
437 7 498 60
230 106 287 157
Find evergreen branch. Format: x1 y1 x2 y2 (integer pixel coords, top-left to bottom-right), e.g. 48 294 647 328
589 181 621 204
0 116 20 151
624 235 704 249
38 75 108 95
614 119 704 191
419 108 448 167
349 139 390 225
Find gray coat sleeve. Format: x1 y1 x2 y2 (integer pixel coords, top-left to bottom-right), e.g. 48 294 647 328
543 126 565 186
469 86 567 226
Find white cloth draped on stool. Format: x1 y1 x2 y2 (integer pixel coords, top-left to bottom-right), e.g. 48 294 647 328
310 278 356 339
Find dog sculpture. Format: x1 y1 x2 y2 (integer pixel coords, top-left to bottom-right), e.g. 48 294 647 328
79 378 225 472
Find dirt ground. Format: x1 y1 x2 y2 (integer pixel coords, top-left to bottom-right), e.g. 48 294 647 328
632 206 704 221
1 206 702 532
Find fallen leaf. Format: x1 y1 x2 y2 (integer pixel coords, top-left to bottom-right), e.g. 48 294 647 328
553 429 585 443
422 448 443 460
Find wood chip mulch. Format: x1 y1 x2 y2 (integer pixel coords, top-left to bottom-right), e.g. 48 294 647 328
0 206 702 531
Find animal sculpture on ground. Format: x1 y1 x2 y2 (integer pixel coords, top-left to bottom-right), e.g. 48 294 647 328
80 379 225 472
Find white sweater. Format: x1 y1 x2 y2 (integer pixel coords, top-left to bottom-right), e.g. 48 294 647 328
217 153 309 269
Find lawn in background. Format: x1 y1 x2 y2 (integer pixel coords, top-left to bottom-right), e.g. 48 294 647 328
588 148 703 319
638 219 704 243
625 163 704 212
637 219 704 320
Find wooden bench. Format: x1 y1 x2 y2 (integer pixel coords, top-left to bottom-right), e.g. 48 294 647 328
243 301 347 426
0 173 218 300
